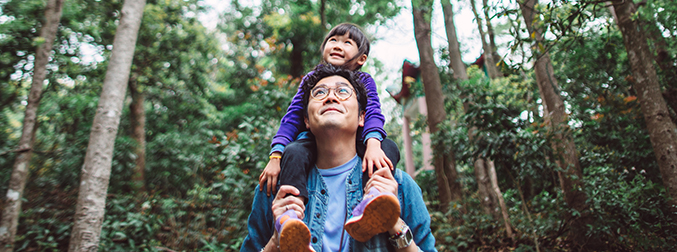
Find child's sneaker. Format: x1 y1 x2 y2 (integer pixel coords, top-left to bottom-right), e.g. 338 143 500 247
275 209 315 252
344 187 400 242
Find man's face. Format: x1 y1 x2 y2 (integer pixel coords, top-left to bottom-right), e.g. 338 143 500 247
305 75 364 133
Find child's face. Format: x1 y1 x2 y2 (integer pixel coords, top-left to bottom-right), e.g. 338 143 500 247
322 32 367 70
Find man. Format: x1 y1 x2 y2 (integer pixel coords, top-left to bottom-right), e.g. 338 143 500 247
241 64 436 251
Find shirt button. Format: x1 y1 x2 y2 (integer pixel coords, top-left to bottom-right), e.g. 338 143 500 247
316 213 321 218
321 189 326 194
312 237 318 243
348 180 352 184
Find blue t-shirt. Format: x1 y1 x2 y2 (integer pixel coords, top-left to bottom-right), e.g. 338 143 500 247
317 155 358 252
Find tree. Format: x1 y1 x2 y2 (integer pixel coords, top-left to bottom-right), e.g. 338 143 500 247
470 0 500 79
412 0 462 209
612 0 677 221
518 0 597 248
68 0 147 250
441 0 467 81
0 0 64 250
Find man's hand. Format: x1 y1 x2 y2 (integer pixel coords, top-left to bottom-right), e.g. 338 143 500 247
362 138 394 177
364 167 398 197
272 185 306 221
259 157 281 196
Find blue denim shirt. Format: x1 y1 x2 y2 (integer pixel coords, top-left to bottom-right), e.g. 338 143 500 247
240 159 437 252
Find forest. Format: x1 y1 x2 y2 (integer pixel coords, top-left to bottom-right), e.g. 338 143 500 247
0 0 676 251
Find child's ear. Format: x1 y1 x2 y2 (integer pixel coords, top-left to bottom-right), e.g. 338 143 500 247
358 111 365 127
355 54 367 67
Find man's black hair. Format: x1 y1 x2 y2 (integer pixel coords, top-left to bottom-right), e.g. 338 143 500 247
302 64 368 117
320 23 370 70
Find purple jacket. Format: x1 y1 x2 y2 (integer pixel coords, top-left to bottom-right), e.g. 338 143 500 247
271 71 386 148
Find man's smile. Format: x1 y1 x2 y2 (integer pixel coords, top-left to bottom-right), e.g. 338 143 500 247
320 106 343 114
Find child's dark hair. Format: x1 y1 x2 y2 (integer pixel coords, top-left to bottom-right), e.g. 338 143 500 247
302 64 367 117
320 23 370 70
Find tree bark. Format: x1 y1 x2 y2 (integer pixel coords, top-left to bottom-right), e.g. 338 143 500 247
474 158 497 217
412 0 463 210
518 0 597 248
470 0 500 79
488 160 514 240
129 77 146 194
0 0 64 250
68 0 146 250
482 0 500 62
440 0 467 80
320 0 327 30
612 0 677 222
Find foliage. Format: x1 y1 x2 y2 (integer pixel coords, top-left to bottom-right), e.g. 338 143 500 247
2 0 677 250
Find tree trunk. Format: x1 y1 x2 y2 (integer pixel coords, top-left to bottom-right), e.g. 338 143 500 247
412 0 463 210
441 0 467 80
290 39 304 78
474 158 497 217
320 0 327 30
470 0 500 79
519 0 598 248
129 77 146 194
441 0 500 217
483 0 500 62
0 0 64 250
487 160 514 240
68 0 146 250
612 0 677 222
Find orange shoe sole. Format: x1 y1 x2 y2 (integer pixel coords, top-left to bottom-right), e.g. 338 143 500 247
344 195 400 242
278 219 314 252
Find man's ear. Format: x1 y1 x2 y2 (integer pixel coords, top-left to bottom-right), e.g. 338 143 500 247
358 111 365 127
305 116 310 129
355 54 367 66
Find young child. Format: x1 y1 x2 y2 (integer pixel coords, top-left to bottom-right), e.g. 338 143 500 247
259 23 401 251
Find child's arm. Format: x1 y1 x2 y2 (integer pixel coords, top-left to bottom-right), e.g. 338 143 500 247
259 151 282 196
359 72 394 176
259 75 310 195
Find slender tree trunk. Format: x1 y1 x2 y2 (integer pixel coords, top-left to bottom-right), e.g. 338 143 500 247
68 0 146 250
129 77 146 194
320 0 326 30
487 160 513 240
519 0 598 248
0 0 64 250
474 158 497 217
612 0 677 222
470 0 500 79
412 0 463 210
482 0 500 62
290 39 304 78
441 0 467 80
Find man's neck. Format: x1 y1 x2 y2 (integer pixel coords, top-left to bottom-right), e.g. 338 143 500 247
314 132 358 169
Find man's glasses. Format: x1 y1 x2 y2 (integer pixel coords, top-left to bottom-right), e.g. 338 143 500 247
310 83 354 101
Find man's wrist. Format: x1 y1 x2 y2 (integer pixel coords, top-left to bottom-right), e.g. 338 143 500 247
388 218 404 235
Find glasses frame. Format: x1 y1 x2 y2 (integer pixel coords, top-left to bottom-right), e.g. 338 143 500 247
310 84 355 101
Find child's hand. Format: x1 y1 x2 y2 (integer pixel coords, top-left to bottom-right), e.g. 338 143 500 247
362 138 394 177
259 157 281 196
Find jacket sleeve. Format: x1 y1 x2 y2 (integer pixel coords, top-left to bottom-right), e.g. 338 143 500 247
359 72 387 141
397 171 437 252
240 185 276 252
271 74 311 148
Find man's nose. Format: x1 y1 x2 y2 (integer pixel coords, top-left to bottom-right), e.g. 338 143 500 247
323 91 340 104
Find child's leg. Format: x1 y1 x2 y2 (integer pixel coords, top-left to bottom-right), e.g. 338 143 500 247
278 138 317 201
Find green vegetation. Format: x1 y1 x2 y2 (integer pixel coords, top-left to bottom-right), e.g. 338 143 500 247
1 0 676 250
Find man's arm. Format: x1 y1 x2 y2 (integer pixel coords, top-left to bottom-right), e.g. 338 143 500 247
365 169 423 251
241 185 306 252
